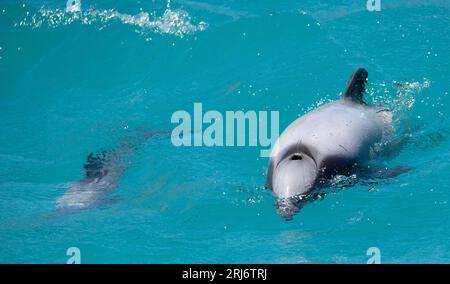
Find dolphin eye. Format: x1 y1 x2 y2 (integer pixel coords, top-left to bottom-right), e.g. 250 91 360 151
291 154 303 161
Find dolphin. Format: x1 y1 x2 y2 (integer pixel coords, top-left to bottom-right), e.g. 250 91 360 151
55 129 169 212
55 149 126 211
267 68 406 219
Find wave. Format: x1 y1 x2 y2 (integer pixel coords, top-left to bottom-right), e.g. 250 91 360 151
18 0 207 38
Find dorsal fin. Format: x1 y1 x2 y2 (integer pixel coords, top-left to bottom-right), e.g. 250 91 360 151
83 151 110 179
343 68 368 103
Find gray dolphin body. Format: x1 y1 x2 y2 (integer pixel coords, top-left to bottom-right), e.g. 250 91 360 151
56 130 168 212
56 149 126 211
267 68 394 218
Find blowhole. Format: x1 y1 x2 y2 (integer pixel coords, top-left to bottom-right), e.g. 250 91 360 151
291 154 303 161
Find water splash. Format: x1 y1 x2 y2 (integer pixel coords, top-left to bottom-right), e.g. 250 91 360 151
19 1 207 38
303 79 431 124
368 79 431 129
370 79 430 108
302 96 334 114
65 0 81 13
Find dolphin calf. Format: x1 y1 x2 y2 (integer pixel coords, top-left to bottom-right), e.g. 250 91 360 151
267 68 405 218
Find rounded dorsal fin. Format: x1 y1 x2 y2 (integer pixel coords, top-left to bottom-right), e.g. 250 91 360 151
343 68 368 103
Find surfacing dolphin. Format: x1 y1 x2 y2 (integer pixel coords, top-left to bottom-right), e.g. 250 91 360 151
267 68 409 219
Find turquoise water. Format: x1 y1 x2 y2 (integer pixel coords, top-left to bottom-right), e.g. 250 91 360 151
1 0 449 263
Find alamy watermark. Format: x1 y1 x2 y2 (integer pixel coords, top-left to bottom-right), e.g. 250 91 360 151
66 247 81 264
366 247 381 264
171 103 279 157
366 0 382 12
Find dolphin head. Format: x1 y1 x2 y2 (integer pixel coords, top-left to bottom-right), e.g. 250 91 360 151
271 152 319 218
272 152 318 198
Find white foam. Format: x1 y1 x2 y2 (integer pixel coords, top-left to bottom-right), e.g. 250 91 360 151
20 2 207 38
65 0 81 13
367 78 431 116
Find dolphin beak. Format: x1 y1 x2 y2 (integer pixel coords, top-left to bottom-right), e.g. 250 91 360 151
275 196 308 220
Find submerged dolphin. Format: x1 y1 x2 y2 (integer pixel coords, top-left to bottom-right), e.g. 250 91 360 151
267 68 404 218
56 149 126 211
56 130 168 212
